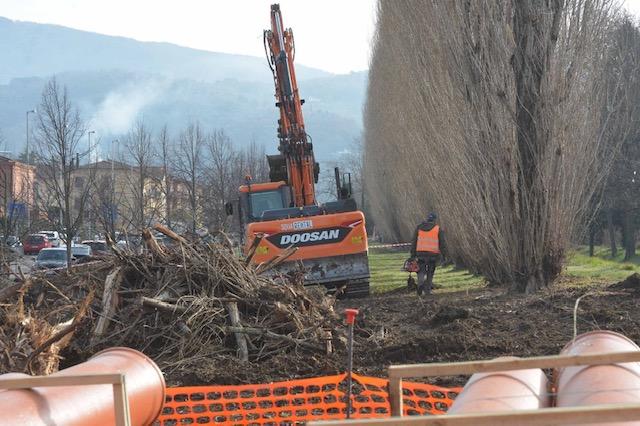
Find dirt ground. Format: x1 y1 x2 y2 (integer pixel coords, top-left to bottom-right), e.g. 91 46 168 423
173 274 640 387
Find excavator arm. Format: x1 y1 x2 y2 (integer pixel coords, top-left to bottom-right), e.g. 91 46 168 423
264 4 317 207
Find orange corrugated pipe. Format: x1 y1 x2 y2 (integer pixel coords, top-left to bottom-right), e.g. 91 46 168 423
0 347 165 426
448 357 550 414
556 330 640 417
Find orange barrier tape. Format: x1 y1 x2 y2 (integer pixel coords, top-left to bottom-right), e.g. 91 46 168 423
153 373 460 425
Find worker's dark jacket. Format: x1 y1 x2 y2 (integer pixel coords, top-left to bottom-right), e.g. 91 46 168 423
410 221 446 259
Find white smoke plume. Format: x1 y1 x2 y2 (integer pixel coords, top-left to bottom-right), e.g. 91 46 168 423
89 78 168 136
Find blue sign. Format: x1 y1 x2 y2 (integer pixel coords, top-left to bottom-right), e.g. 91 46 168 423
8 202 26 220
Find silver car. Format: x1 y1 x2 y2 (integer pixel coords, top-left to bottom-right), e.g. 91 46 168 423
34 248 69 270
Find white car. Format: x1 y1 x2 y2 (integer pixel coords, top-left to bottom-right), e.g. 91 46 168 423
38 231 60 247
81 240 109 255
62 243 92 259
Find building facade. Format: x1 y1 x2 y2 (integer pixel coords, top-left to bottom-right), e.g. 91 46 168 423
0 155 35 231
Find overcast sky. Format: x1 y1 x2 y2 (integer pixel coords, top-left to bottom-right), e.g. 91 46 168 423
2 0 377 74
3 0 640 75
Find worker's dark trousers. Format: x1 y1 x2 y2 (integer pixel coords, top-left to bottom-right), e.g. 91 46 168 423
417 256 437 295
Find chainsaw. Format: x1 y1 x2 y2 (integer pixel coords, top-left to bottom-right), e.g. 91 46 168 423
403 258 419 291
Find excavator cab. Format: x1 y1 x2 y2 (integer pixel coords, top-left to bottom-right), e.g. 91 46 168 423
227 181 290 237
238 181 291 224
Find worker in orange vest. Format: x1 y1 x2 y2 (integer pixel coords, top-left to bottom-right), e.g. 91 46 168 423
410 212 446 295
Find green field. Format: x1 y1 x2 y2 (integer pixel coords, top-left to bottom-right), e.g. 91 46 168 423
369 246 637 293
368 250 484 293
565 246 640 283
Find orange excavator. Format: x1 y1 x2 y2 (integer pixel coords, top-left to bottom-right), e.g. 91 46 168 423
228 3 370 297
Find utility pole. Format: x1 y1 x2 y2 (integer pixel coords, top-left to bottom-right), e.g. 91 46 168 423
111 139 119 191
25 109 36 230
111 139 119 239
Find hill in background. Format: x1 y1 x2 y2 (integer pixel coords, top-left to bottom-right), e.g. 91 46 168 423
0 17 366 161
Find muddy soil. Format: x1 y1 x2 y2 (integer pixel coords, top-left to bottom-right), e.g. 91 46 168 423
346 277 640 386
171 276 640 387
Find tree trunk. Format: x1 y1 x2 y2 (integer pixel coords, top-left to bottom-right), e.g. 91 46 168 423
165 180 172 230
510 1 563 293
589 226 596 257
65 171 72 271
623 210 636 261
139 173 145 231
607 208 617 258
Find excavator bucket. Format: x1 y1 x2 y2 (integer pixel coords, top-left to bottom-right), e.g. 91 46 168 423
269 252 370 298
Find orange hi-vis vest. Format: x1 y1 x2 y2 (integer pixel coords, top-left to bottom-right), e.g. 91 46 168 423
416 225 440 254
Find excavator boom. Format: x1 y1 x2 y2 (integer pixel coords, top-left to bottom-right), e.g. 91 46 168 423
265 4 317 207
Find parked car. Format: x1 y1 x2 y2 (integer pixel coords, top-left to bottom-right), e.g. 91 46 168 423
73 244 91 258
1 235 19 246
38 231 60 247
23 234 52 255
63 244 92 259
34 248 70 270
0 235 22 253
81 240 109 256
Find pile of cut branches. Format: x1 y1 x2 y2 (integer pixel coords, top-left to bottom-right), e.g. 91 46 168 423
0 225 343 381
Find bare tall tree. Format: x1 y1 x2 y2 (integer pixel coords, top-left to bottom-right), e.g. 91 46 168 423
89 173 118 240
365 0 619 292
122 120 158 231
173 123 205 234
157 125 174 230
204 129 236 231
241 139 270 183
33 78 92 268
600 16 640 260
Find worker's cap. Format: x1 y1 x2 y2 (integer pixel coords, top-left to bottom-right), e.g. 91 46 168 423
427 212 437 222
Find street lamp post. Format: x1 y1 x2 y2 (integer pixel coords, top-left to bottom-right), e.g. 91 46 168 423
25 110 36 165
88 130 95 163
25 109 36 230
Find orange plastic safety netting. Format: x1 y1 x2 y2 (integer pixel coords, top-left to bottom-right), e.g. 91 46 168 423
153 373 460 425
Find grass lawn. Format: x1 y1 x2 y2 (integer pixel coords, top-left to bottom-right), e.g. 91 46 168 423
565 246 640 283
368 245 638 294
368 250 484 294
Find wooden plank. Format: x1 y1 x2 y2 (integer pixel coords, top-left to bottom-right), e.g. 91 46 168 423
389 377 403 417
92 266 123 342
225 301 249 362
388 351 640 378
308 403 640 426
0 373 124 389
142 296 188 314
112 375 132 426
